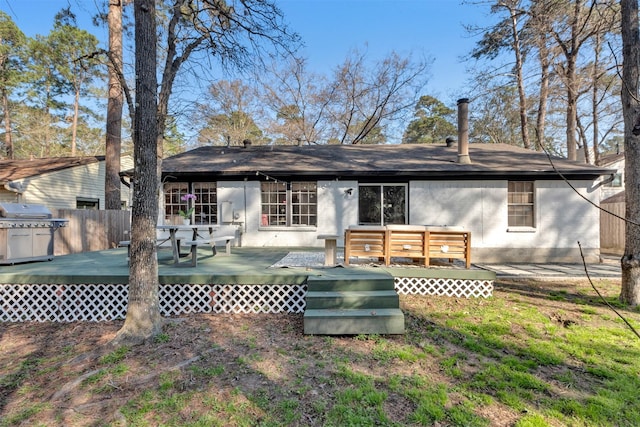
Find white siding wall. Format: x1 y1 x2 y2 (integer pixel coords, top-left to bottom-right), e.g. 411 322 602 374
3 158 132 210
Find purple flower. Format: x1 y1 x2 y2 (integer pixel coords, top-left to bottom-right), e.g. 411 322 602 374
181 193 197 202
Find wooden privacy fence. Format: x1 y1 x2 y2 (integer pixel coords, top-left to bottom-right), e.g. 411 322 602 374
53 209 130 255
600 201 625 254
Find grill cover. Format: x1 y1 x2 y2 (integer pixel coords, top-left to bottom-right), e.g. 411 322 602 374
0 202 53 219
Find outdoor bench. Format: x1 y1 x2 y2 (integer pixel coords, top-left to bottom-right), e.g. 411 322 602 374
344 226 387 266
180 235 236 267
343 225 471 268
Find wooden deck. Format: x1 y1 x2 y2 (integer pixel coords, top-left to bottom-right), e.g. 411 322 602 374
0 247 495 324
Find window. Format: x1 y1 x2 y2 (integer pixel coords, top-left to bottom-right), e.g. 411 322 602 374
607 173 623 187
508 181 534 227
164 182 217 224
76 197 99 210
193 183 217 224
260 181 317 227
358 184 406 225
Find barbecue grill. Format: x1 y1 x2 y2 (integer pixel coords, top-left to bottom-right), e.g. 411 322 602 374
0 202 68 265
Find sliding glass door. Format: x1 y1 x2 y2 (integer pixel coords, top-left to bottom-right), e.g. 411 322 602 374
358 184 406 225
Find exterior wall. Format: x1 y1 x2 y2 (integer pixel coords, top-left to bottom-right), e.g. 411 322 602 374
600 157 624 201
165 177 602 263
410 180 601 263
213 180 358 247
1 158 132 210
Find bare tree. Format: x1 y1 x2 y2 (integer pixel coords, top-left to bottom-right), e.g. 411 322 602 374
327 49 429 144
541 0 615 161
258 57 330 145
105 0 124 210
620 0 640 306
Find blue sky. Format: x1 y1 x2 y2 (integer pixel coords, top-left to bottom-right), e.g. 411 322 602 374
3 0 491 104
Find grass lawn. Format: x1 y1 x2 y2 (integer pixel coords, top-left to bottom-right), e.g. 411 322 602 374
1 278 639 426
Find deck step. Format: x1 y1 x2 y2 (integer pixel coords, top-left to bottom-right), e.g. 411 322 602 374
303 308 405 335
306 275 395 292
305 290 399 310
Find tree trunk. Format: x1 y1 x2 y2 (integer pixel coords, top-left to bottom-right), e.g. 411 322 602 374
105 0 124 210
566 55 578 161
620 0 640 306
535 31 551 152
506 1 530 150
71 87 79 157
2 88 13 159
114 0 162 345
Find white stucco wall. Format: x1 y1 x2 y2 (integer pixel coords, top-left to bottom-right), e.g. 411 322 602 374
214 180 358 247
410 179 601 262
177 177 602 263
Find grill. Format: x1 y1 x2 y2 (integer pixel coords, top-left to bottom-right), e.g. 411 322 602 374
0 203 68 265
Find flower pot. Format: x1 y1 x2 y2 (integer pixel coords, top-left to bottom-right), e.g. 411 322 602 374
182 219 190 225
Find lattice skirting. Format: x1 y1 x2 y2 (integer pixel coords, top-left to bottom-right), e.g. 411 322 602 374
394 277 494 298
0 277 493 322
0 283 307 322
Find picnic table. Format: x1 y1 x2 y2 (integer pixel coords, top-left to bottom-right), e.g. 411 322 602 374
157 224 218 264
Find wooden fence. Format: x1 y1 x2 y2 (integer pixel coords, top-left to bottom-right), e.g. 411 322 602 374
600 201 625 254
53 209 130 255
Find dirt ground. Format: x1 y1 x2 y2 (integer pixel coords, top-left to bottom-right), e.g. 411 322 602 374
0 278 632 426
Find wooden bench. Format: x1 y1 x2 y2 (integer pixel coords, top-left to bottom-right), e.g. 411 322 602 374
344 226 387 266
426 230 471 268
317 234 340 267
343 225 472 268
386 225 428 266
180 235 236 267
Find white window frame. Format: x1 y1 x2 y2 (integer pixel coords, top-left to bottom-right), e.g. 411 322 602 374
164 182 217 225
507 181 536 230
260 181 317 228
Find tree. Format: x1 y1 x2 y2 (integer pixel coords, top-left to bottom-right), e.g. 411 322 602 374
114 0 162 345
469 1 531 149
258 57 329 145
0 12 26 159
196 79 266 145
402 95 456 144
105 0 124 210
326 49 429 144
114 0 300 344
541 0 615 161
49 9 104 156
619 0 640 306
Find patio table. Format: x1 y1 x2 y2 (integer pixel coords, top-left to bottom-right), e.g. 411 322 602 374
157 224 218 264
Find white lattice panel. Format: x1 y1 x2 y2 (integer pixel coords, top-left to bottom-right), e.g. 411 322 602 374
1 283 307 322
394 277 493 298
0 277 490 322
0 284 129 322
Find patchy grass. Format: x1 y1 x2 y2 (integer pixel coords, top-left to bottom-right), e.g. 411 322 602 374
1 278 639 426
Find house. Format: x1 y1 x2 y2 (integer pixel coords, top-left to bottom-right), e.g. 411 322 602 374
597 151 625 201
156 141 615 264
0 156 132 210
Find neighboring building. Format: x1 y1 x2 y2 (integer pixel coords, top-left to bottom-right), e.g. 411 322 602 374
154 142 615 264
0 156 132 210
597 151 625 201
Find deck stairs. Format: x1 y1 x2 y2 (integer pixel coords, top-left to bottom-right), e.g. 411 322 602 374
303 272 405 335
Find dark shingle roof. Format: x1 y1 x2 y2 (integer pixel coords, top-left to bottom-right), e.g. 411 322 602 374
0 156 104 183
161 143 613 180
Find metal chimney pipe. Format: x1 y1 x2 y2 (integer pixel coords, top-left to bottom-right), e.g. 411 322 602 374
457 98 471 164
